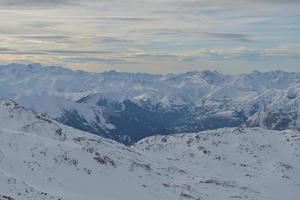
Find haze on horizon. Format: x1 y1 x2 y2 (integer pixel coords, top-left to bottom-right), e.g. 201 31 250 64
0 0 299 74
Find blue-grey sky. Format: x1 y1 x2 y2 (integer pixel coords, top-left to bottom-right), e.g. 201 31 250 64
0 0 299 74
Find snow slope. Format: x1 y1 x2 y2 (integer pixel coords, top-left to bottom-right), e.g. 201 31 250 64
134 126 300 200
0 100 299 200
0 100 178 200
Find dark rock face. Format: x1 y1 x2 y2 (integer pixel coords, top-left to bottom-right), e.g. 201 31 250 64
58 96 300 145
0 195 15 200
246 108 300 131
59 99 247 144
262 110 297 130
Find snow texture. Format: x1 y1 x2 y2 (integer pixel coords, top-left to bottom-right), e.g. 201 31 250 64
0 100 299 200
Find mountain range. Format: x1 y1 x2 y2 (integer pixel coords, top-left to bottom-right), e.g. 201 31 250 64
0 63 300 144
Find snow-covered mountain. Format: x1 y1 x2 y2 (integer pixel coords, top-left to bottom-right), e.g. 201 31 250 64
0 63 300 143
0 100 181 200
0 100 299 200
134 126 300 200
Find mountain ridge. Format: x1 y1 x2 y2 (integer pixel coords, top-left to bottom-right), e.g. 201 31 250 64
1 63 300 144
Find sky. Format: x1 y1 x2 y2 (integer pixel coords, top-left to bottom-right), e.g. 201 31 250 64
0 0 299 74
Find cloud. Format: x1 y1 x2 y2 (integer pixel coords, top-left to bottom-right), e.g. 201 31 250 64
45 50 117 55
93 17 156 22
131 53 180 61
133 29 256 43
0 0 298 73
17 35 72 42
180 45 300 62
63 57 136 64
0 48 14 52
23 21 62 29
0 0 78 9
0 48 45 55
244 0 300 4
96 37 134 44
199 32 256 43
125 45 300 63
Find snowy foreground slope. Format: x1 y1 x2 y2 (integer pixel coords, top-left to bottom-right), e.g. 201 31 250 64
135 127 300 200
1 63 300 144
0 100 300 200
0 100 177 200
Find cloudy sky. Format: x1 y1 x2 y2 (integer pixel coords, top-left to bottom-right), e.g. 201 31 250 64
0 0 299 74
